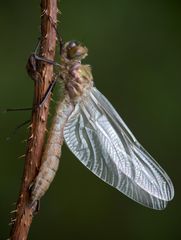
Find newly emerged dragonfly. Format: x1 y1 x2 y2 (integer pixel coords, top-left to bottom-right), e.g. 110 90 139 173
31 40 174 210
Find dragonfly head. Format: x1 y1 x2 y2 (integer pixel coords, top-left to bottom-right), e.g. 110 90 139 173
63 40 88 61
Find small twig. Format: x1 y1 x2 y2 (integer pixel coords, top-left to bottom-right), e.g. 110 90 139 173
9 1 58 239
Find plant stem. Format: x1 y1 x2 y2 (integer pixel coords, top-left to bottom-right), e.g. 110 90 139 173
9 1 58 239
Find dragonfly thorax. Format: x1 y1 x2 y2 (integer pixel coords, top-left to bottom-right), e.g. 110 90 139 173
61 41 93 102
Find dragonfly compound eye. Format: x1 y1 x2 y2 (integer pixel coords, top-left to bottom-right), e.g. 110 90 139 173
66 40 88 60
67 40 79 48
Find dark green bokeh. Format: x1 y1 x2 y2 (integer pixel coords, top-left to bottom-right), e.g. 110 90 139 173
0 0 180 239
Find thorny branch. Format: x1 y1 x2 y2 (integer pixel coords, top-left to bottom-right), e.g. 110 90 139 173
10 1 58 239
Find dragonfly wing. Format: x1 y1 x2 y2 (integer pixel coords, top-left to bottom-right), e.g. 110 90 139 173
64 87 174 209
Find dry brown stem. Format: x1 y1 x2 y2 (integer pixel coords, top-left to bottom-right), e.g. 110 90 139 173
10 1 58 239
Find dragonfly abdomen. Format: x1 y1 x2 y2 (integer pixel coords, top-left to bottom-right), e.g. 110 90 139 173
30 96 74 203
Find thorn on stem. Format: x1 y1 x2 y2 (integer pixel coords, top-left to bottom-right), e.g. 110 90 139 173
18 154 26 159
10 209 17 214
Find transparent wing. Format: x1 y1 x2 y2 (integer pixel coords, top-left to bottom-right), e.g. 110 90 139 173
64 87 174 210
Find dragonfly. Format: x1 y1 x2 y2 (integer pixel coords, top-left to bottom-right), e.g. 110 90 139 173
30 40 174 210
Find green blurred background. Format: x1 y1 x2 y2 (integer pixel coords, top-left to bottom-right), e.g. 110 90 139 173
0 0 180 239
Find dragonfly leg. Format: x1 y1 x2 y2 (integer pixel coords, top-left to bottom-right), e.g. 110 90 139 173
35 76 57 109
26 53 61 85
5 70 58 114
5 77 57 113
4 107 33 113
33 54 61 67
27 33 61 83
6 119 31 141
